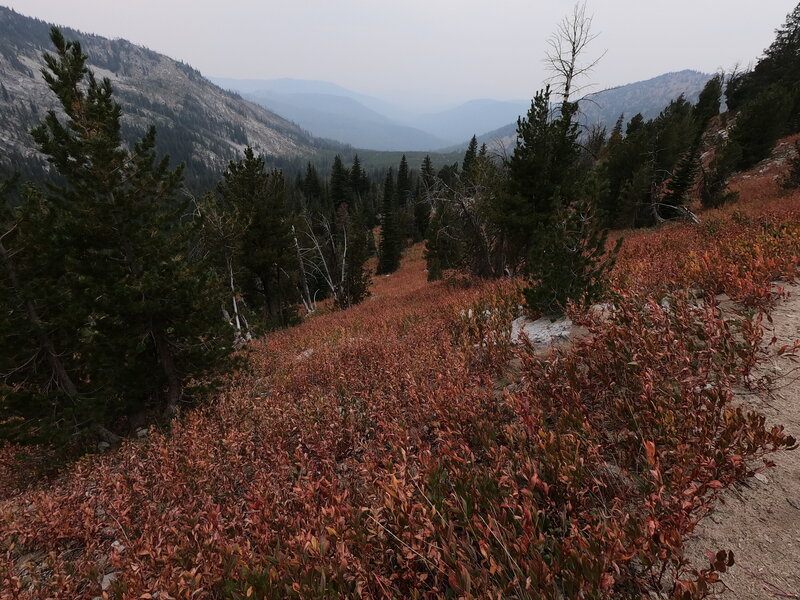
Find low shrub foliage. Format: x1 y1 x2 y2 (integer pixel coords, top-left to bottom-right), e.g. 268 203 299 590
1 193 799 597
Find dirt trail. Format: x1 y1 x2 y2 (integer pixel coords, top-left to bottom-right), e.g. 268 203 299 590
686 283 800 599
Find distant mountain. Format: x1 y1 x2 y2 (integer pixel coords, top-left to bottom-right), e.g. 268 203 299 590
0 8 325 187
213 77 444 151
581 70 713 130
408 99 530 146
474 70 713 153
211 77 410 119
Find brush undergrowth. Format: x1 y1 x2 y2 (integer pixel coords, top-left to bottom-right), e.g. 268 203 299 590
1 194 799 597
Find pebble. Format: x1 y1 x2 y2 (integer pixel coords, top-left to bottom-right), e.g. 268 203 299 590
101 572 117 590
754 472 770 484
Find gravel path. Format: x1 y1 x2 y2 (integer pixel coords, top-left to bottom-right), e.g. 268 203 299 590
686 283 800 599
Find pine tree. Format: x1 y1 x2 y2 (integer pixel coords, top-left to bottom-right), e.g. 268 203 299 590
421 155 435 189
214 149 298 329
462 135 478 179
659 75 723 212
729 85 794 169
395 154 412 206
727 4 800 118
693 74 723 131
493 86 582 260
329 154 351 212
412 179 430 242
349 154 369 201
524 194 621 316
303 162 323 202
337 205 372 308
377 168 402 274
0 28 230 440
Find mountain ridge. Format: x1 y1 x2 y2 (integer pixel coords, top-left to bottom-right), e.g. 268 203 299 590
470 69 713 153
0 7 327 186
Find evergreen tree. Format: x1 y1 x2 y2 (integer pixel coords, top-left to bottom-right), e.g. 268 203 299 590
213 150 298 329
693 74 723 131
524 195 621 316
412 179 430 242
0 29 230 441
437 163 460 187
303 162 323 202
329 154 351 211
349 154 369 200
493 86 582 261
420 155 436 189
337 204 372 308
727 3 800 122
728 84 794 169
462 135 478 179
377 168 402 274
395 154 412 206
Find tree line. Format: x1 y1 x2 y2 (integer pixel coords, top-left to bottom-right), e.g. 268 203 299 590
2 3 799 446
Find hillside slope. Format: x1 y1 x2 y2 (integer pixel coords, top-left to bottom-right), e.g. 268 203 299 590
243 90 447 151
0 7 322 185
1 136 799 597
213 76 447 151
476 70 712 152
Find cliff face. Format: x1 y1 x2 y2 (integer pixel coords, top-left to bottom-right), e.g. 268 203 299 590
0 7 320 183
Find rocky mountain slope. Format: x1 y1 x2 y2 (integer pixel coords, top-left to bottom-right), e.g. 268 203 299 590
475 70 712 152
0 7 324 186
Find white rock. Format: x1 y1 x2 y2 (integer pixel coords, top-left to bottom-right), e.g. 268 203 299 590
101 572 117 590
294 348 315 361
511 315 573 347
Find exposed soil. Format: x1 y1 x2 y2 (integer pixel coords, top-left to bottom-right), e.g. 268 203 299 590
685 284 800 599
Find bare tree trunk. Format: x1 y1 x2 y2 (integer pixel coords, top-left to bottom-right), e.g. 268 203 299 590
91 423 123 444
304 214 339 304
228 259 242 333
1 230 79 399
110 193 183 419
544 1 605 111
2 228 124 444
293 225 314 314
152 327 182 418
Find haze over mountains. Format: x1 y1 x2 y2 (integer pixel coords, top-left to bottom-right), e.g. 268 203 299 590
2 5 712 171
214 71 712 152
211 77 532 151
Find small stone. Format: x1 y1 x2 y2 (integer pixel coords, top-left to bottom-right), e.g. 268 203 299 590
135 427 149 438
754 472 769 484
97 441 111 452
787 498 800 510
101 572 117 590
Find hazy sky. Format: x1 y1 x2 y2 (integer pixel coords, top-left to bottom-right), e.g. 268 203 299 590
3 1 796 107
